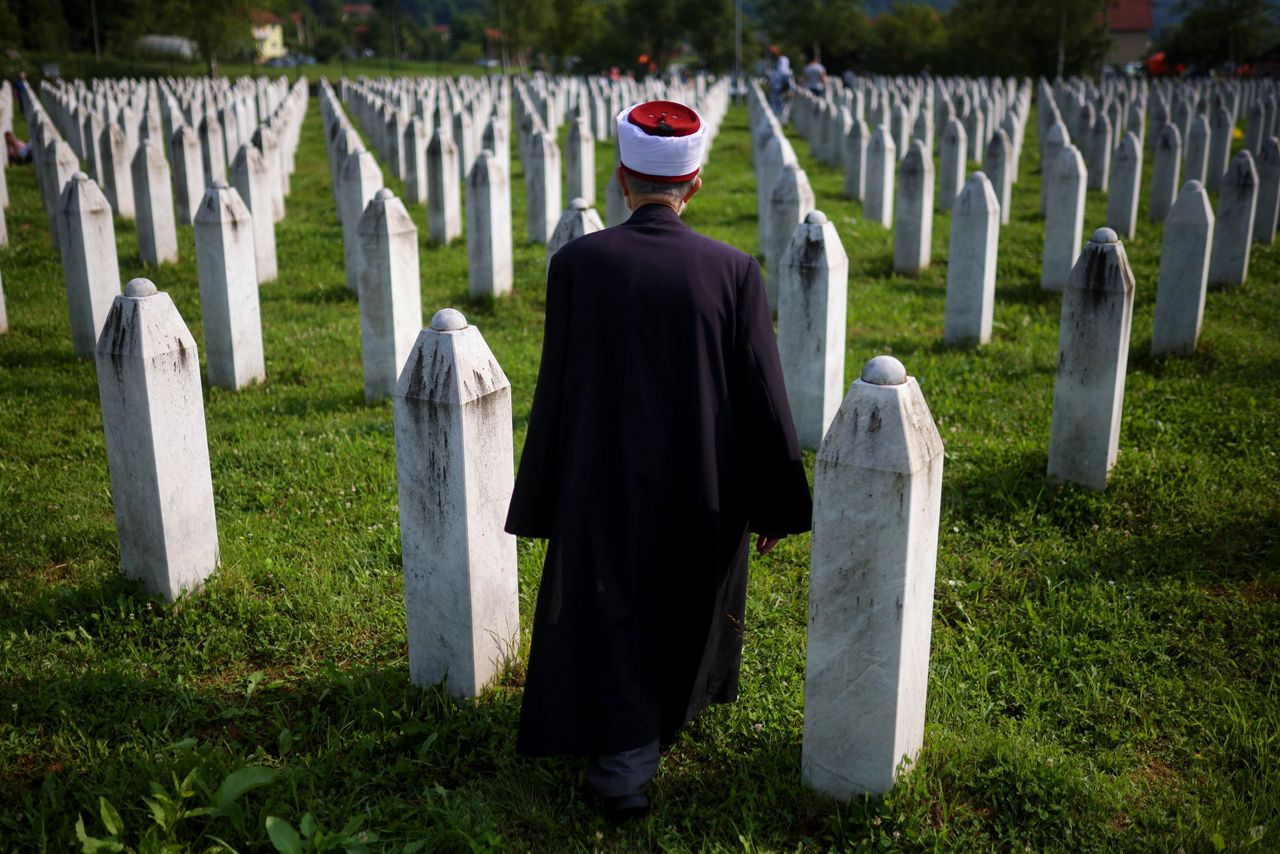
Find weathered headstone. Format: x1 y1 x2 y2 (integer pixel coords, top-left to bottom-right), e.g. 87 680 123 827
1040 120 1069 217
1184 113 1210 186
1206 105 1233 192
547 197 604 270
803 354 943 799
944 172 1000 346
1041 145 1087 291
58 172 121 357
1047 228 1135 491
198 112 227 187
250 125 285 223
1252 137 1280 245
1208 150 1259 288
1152 180 1213 357
1086 112 1112 192
843 117 870 202
170 124 204 226
565 116 595 205
864 124 896 228
100 125 136 220
427 126 462 245
403 117 428 205
94 278 219 601
1106 131 1143 240
194 181 266 390
340 149 384 291
525 128 562 244
357 188 423 403
981 128 1012 225
230 143 278 284
132 139 178 265
938 117 967 212
777 211 848 449
893 141 934 276
466 150 514 299
765 162 816 307
1149 123 1182 223
393 307 520 698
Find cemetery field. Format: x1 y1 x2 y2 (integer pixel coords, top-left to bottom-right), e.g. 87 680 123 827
1 91 1279 851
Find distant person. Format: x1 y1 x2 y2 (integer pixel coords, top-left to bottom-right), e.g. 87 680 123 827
768 55 795 121
5 131 31 164
803 55 827 96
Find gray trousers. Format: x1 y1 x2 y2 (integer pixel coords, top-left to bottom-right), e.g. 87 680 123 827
584 739 660 798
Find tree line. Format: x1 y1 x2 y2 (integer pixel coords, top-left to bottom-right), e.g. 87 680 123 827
0 0 1273 78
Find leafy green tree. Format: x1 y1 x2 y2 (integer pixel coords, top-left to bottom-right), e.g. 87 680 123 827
759 0 868 68
543 0 600 68
940 0 1111 78
686 0 735 70
866 2 947 74
1161 0 1279 68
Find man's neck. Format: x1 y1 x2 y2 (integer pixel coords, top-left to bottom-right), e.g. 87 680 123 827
627 196 682 214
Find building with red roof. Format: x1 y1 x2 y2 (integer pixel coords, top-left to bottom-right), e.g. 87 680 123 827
1107 0 1154 66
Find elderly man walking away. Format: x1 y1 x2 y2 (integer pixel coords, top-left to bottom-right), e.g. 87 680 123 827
507 100 813 823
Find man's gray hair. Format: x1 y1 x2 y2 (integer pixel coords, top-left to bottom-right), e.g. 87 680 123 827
620 172 697 203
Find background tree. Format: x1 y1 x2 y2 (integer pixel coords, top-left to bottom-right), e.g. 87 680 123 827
865 3 947 74
938 0 1111 78
758 0 868 69
1161 0 1279 69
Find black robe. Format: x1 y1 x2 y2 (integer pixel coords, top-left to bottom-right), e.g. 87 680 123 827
506 203 813 757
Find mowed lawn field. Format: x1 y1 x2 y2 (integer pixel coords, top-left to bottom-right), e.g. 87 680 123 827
0 80 1277 851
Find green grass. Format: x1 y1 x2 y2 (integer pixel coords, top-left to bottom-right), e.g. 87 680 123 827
0 88 1277 851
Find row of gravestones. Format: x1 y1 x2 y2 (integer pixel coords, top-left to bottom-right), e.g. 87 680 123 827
0 78 309 363
744 72 1280 798
48 71 940 801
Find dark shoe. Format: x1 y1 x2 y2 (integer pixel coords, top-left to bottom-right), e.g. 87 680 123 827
603 793 650 824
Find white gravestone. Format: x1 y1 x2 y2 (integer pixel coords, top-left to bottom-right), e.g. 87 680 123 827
1152 180 1213 357
982 128 1013 225
231 143 279 284
777 211 848 449
938 117 967 212
525 128 562 244
766 163 816 308
198 112 227 187
1252 137 1280 245
194 181 266 390
58 172 122 358
844 117 870 202
340 149 384 291
565 116 596 205
1106 131 1143 241
1184 114 1210 186
865 124 896 228
95 278 219 601
944 172 1000 346
402 117 428 205
466 150 515 299
427 126 462 245
1047 228 1135 491
1207 105 1233 192
132 139 178 266
547 197 605 272
170 125 204 226
1086 112 1112 192
803 354 944 799
1149 123 1181 223
357 189 423 403
1208 150 1259 288
394 308 520 698
1041 145 1087 291
1040 120 1069 217
893 141 934 277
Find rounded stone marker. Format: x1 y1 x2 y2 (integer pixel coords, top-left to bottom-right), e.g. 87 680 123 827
861 354 906 385
72 170 87 181
569 197 589 210
1185 179 1204 193
1092 226 1118 244
805 209 829 225
211 179 228 190
375 187 394 201
431 307 468 331
125 278 158 298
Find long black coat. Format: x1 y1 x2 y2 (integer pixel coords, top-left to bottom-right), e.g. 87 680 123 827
506 203 813 757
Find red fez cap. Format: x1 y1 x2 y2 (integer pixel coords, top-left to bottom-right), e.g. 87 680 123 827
627 101 701 138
